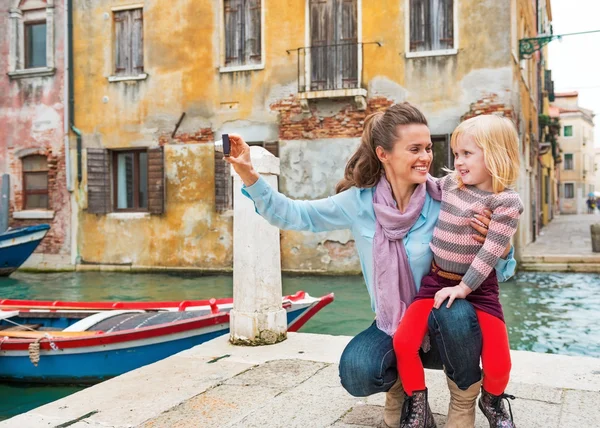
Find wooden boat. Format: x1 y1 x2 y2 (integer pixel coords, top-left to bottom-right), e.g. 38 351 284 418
0 291 334 384
0 224 50 276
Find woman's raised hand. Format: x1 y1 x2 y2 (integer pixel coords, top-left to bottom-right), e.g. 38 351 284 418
223 134 260 187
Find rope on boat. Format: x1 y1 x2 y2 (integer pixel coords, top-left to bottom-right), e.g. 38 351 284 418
28 338 42 367
27 334 59 367
1 319 62 366
3 318 39 332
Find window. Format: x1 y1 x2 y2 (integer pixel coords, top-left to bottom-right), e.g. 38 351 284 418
409 0 454 53
22 155 49 210
112 151 148 211
25 22 47 69
564 183 574 199
8 2 55 78
544 175 549 205
114 9 144 76
308 0 358 91
430 135 452 178
87 147 164 215
564 125 573 137
224 0 262 67
564 154 573 170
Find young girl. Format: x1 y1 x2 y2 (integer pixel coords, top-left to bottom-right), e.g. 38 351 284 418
393 115 523 428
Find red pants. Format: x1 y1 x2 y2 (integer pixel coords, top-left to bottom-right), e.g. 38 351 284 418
393 299 511 396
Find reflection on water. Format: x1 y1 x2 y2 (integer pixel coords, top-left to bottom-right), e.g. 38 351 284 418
0 270 598 420
502 272 600 357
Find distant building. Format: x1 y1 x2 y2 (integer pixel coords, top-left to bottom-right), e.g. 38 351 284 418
552 92 596 214
0 0 72 267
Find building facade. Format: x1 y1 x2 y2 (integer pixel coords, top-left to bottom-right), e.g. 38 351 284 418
552 92 596 214
62 0 554 272
0 0 72 266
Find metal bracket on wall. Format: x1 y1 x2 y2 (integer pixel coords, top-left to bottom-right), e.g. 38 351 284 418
520 29 600 59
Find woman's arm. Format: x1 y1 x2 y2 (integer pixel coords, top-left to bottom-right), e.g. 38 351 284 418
225 134 355 233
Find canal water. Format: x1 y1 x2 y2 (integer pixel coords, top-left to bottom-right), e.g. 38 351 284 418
0 271 599 420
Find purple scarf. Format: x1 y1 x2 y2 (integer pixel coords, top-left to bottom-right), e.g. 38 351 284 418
372 175 442 336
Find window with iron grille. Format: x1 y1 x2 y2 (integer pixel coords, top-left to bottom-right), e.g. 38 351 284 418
224 0 262 66
22 155 49 210
409 0 454 53
114 9 144 76
309 0 358 91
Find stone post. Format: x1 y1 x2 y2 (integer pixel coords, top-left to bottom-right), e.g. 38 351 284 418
229 146 287 346
591 224 600 253
0 174 9 233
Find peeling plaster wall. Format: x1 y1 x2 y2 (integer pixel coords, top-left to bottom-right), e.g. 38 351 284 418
79 144 232 268
278 139 361 273
0 0 70 256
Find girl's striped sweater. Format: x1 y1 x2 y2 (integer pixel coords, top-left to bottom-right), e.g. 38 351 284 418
430 175 524 290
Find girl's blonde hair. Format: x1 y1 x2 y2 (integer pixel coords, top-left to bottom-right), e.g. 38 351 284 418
450 115 520 193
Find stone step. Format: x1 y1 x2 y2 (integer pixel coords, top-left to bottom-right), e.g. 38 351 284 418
520 254 600 263
520 262 600 273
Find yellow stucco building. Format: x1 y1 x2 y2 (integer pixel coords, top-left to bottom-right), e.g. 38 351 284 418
70 0 554 272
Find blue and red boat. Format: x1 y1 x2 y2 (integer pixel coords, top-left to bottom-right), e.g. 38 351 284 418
0 291 334 384
0 224 50 276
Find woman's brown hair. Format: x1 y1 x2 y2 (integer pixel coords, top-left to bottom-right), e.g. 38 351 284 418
335 102 428 193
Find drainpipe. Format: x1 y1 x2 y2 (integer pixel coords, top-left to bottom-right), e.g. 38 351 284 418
67 0 81 266
67 0 82 184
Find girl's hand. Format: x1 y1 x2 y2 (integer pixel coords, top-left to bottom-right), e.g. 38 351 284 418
470 209 511 258
433 282 472 309
223 134 260 186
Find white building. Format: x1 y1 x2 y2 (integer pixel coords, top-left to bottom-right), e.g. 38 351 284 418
552 92 596 214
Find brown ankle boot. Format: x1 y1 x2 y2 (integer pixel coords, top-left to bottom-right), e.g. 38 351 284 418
478 388 516 427
383 378 406 428
445 377 481 428
400 388 436 428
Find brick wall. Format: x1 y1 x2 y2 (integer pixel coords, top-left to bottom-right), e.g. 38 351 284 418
461 94 515 122
159 128 214 146
271 97 394 140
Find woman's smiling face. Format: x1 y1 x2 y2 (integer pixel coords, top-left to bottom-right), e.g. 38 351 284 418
378 123 433 185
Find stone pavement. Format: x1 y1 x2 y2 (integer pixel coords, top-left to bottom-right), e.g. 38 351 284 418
520 213 600 272
3 333 600 428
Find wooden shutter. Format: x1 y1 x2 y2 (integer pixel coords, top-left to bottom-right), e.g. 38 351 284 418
114 11 131 75
264 141 279 157
132 9 144 73
409 0 427 51
338 0 357 89
310 0 334 91
147 147 165 215
225 0 243 66
245 0 261 64
214 152 232 213
439 0 453 49
87 149 110 214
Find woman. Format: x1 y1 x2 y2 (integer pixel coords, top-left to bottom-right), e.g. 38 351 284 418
225 103 515 428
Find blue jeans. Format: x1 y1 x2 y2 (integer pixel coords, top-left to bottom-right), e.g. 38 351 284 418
339 299 483 396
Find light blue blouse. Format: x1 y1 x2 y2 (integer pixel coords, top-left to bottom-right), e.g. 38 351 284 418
242 176 516 312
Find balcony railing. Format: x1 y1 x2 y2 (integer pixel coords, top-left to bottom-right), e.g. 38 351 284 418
287 42 381 93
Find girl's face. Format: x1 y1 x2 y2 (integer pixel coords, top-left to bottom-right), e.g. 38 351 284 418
377 124 433 185
453 134 493 192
